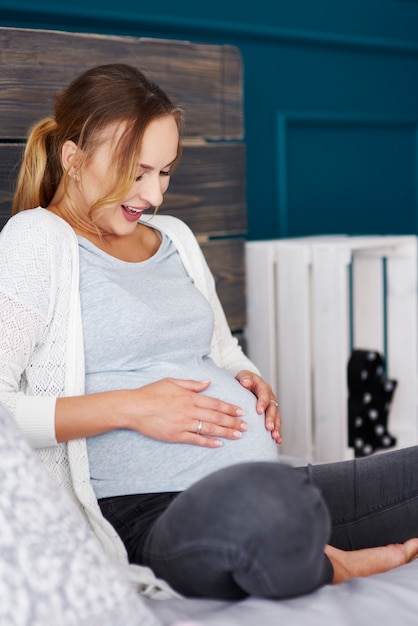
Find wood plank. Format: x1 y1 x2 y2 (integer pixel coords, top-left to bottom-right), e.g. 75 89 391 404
0 144 23 225
222 45 246 138
0 27 243 140
0 143 247 237
200 238 246 332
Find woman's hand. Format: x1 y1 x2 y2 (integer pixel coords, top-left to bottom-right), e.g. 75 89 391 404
235 370 282 444
56 378 247 447
122 378 248 448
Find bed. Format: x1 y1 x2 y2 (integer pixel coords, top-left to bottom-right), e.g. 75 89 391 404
0 25 417 626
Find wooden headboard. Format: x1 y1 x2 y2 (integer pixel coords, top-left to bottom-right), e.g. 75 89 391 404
0 27 247 336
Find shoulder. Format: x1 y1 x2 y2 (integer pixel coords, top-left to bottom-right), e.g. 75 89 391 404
1 208 76 249
2 207 73 233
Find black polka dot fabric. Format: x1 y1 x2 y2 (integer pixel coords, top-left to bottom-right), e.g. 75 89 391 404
347 350 397 457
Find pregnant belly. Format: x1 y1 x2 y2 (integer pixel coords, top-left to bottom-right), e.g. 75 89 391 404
87 359 280 497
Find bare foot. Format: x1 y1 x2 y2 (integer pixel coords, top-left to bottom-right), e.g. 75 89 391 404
325 538 418 584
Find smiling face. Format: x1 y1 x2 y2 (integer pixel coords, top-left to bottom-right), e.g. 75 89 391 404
63 114 179 238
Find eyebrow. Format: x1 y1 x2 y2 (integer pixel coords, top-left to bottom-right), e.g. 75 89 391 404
138 157 177 171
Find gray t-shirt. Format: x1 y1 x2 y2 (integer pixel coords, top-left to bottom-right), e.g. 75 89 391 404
80 227 279 498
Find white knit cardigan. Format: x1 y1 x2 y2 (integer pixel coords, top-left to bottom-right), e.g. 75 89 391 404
0 207 259 598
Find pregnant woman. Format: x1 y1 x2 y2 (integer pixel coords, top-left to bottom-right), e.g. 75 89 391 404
1 63 418 602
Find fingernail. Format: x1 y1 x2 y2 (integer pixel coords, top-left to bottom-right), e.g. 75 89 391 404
233 431 243 438
240 422 248 432
236 408 244 416
213 440 223 447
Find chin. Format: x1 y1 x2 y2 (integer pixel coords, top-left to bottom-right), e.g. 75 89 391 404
101 216 138 237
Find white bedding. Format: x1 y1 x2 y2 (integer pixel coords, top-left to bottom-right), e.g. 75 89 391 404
147 561 418 625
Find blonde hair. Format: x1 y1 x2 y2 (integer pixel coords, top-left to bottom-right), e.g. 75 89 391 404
12 63 184 233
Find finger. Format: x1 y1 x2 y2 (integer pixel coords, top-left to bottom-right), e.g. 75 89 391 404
237 375 253 389
168 378 211 392
194 418 245 441
261 399 278 424
195 395 244 419
269 412 282 444
265 400 281 439
254 384 275 415
191 412 248 437
181 433 224 448
271 430 282 444
184 418 246 447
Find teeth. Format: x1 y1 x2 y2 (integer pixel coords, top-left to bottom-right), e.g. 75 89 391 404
123 205 141 214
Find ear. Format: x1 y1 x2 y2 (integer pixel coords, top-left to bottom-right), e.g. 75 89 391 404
61 140 80 177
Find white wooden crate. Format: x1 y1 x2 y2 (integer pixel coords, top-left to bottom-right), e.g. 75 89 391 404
245 235 418 463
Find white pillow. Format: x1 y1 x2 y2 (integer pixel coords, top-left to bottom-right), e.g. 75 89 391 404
0 402 161 626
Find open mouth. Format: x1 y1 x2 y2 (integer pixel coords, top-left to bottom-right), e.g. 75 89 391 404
121 204 151 222
122 204 143 216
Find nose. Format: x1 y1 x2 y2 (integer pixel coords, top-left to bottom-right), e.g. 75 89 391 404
138 174 165 208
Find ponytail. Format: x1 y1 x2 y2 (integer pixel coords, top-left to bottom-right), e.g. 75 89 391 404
12 117 63 214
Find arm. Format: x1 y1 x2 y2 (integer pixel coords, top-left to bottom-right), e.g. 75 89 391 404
55 377 247 447
0 213 58 445
0 289 58 446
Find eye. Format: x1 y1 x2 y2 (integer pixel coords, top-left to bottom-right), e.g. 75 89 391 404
160 170 171 177
135 174 143 182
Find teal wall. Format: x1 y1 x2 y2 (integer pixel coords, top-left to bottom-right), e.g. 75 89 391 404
1 0 418 240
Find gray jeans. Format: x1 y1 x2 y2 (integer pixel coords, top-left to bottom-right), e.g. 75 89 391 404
99 446 418 600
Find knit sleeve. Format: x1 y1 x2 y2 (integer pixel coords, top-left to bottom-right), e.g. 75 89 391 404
0 213 58 446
